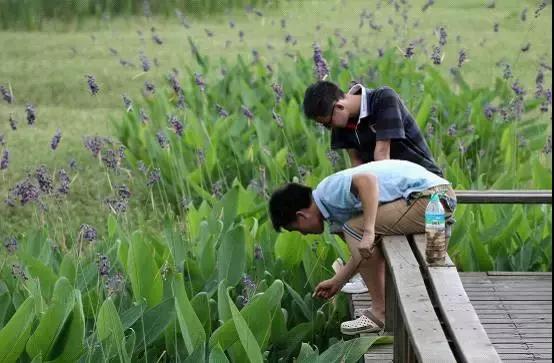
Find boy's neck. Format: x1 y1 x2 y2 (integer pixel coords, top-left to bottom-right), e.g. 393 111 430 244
345 94 362 119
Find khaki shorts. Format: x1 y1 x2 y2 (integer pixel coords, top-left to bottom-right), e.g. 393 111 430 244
342 185 456 241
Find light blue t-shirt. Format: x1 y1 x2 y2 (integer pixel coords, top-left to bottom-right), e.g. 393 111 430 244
312 159 450 225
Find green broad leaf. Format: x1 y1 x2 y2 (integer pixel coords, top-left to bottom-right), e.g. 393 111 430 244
283 321 314 357
284 282 311 321
199 232 216 280
184 344 206 363
58 254 76 285
296 343 318 361
19 254 57 301
173 274 206 354
131 298 175 352
47 290 86 363
96 298 129 363
127 232 163 307
191 292 212 336
217 280 232 323
269 308 287 346
217 226 246 287
26 277 75 360
0 296 35 363
209 280 284 350
124 329 136 359
117 239 129 274
0 281 11 328
120 303 146 330
209 344 229 363
227 293 263 363
274 232 305 267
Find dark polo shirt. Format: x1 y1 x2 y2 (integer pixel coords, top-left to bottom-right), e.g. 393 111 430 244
331 86 443 177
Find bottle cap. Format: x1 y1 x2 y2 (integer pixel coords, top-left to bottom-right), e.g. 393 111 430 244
430 193 440 202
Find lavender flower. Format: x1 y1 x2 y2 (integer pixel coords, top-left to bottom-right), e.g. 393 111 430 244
239 30 244 42
194 73 206 92
119 59 135 68
35 165 53 194
447 124 457 136
147 168 161 187
137 160 148 174
97 255 110 277
101 148 123 170
216 104 229 118
176 91 186 109
80 224 97 242
511 81 525 96
10 178 40 205
272 110 283 128
241 105 254 120
493 23 499 32
86 75 100 95
9 114 17 130
140 52 151 72
106 197 128 214
168 115 184 136
167 71 182 94
422 0 435 12
212 180 224 199
4 237 17 254
502 64 513 80
484 104 497 119
251 49 260 63
313 43 330 81
0 84 13 104
535 2 547 18
0 149 8 170
438 26 447 46
272 83 284 104
11 264 28 281
83 136 105 157
152 33 163 45
280 18 286 29
229 20 235 28
205 28 214 37
26 104 36 126
541 89 552 112
327 150 340 167
156 131 169 148
51 128 62 150
431 46 442 65
458 49 467 68
57 169 70 195
520 42 531 52
139 108 150 124
254 245 264 260
521 8 528 22
69 159 78 170
109 47 118 56
105 272 125 296
404 43 416 59
122 94 133 112
0 134 4 146
143 81 155 96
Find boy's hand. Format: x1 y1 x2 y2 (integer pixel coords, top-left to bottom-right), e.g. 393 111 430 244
313 278 341 300
359 231 375 259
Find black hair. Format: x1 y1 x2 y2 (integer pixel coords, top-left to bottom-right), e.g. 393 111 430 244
269 183 313 231
302 81 345 120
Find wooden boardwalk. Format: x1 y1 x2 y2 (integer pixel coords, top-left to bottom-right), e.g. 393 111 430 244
349 272 552 362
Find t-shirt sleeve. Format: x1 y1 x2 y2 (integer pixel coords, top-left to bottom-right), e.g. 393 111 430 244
374 87 406 141
316 173 359 210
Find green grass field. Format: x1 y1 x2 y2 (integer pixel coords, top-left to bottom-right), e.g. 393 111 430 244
0 0 551 233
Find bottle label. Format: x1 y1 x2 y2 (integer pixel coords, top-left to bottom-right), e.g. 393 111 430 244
425 214 445 224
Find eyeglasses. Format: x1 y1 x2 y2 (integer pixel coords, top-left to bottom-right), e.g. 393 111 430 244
321 101 337 129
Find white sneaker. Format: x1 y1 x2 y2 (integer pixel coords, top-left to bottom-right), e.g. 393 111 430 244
332 258 369 294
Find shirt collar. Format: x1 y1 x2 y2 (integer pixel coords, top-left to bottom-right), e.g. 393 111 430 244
347 84 369 124
312 190 330 220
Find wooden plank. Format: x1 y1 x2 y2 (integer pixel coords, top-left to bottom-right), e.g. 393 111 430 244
455 190 552 204
426 266 501 362
410 234 501 363
381 235 456 362
487 272 553 276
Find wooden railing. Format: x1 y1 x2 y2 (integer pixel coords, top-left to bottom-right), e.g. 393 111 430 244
381 190 551 362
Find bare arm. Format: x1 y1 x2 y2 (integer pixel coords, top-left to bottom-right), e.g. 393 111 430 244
347 148 364 167
374 140 391 161
351 173 380 258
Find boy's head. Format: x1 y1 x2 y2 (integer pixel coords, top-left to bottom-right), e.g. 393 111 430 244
269 183 324 234
303 81 350 129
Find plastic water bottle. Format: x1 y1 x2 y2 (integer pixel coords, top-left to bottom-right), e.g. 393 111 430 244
425 193 447 265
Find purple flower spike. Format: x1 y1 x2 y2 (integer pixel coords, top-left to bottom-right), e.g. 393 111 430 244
26 104 36 126
0 84 13 104
9 114 17 130
194 72 206 92
156 131 169 149
168 115 184 136
86 74 100 95
0 149 8 170
312 43 330 81
80 224 97 242
241 105 254 120
216 104 229 118
51 128 62 150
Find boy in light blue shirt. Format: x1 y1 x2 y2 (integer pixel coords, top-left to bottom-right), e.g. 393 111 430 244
269 159 456 334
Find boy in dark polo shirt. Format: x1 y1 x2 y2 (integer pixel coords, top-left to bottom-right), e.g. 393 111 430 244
303 81 443 177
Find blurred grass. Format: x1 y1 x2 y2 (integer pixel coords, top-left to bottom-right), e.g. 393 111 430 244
0 0 552 234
